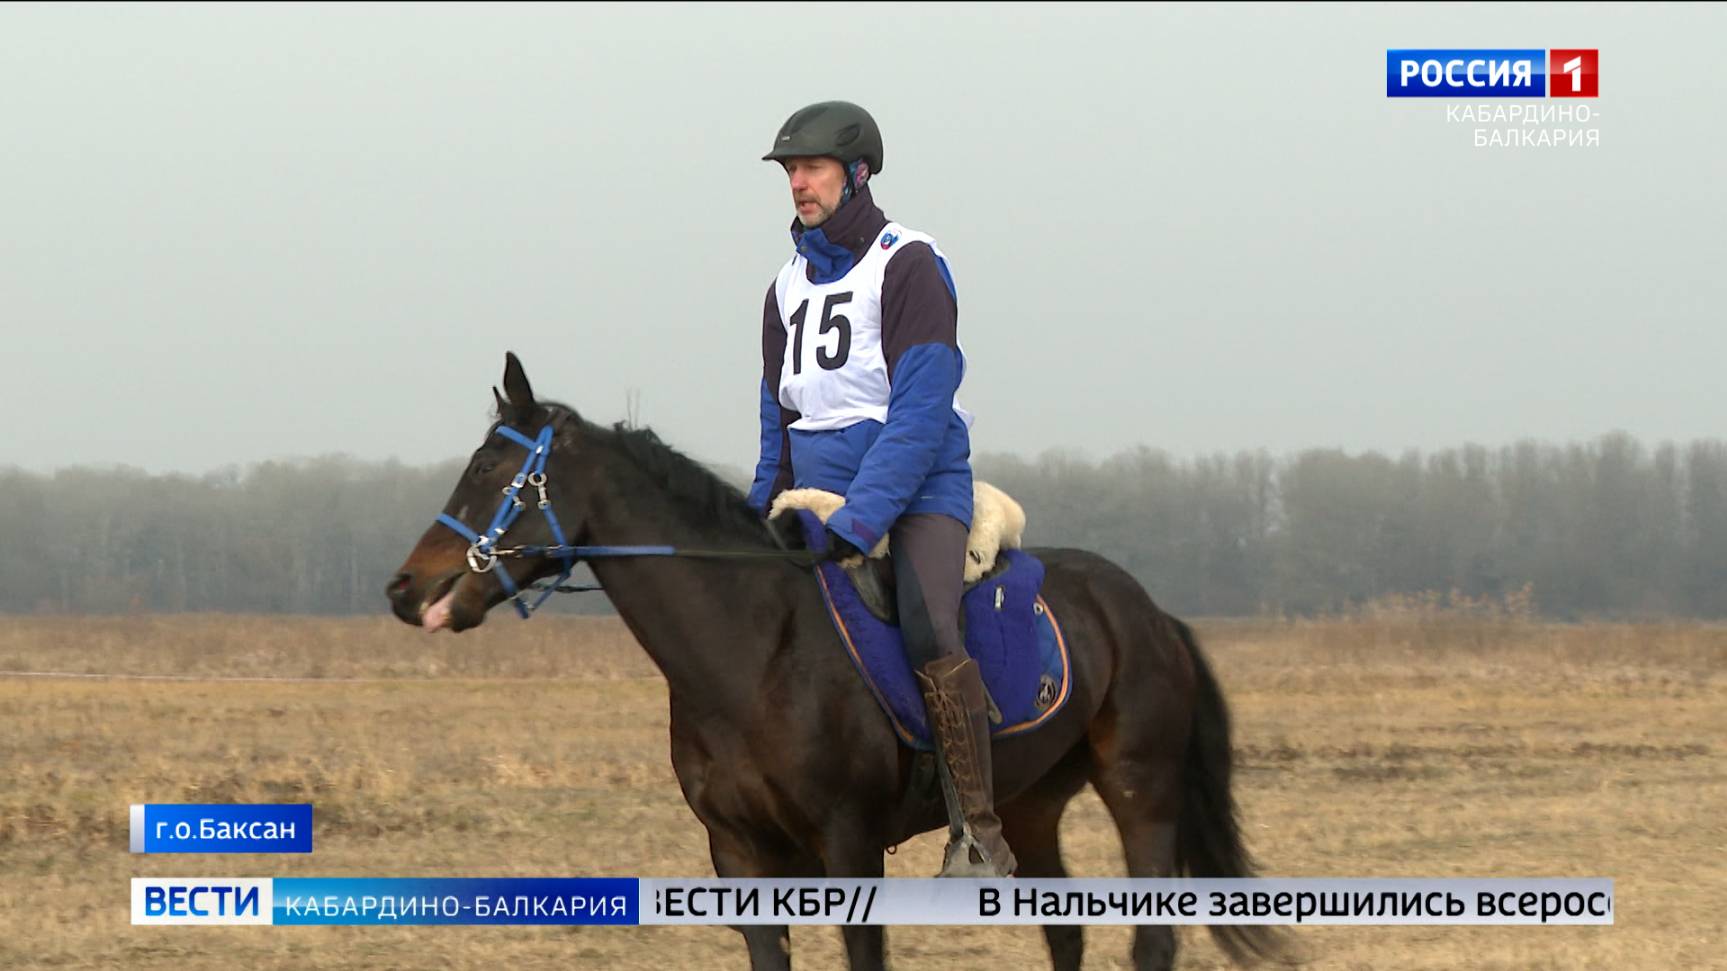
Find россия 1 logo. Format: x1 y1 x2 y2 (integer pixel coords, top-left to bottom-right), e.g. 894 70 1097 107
1387 50 1598 98
1547 49 1598 97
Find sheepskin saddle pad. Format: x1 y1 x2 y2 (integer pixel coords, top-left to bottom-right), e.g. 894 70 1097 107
770 481 1023 584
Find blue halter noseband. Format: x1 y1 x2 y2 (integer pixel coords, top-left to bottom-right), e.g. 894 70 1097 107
435 424 578 619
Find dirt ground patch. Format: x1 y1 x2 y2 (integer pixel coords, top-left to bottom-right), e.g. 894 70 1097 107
2 614 1721 969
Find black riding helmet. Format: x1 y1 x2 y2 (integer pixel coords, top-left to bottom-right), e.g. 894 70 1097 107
761 101 884 177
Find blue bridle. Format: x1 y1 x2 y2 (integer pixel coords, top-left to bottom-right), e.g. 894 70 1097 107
433 417 827 620
435 424 582 619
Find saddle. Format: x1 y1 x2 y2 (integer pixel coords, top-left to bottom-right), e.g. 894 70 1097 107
767 493 1072 753
767 481 1027 624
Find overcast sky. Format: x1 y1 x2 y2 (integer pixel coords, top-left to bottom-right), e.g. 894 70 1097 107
3 3 1721 477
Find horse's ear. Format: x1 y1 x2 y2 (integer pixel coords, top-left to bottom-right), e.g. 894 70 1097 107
492 386 506 417
502 352 535 408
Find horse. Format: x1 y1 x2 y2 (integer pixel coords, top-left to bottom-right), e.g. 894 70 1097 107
386 353 1283 970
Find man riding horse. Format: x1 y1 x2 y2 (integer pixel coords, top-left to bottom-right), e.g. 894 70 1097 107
747 100 1015 878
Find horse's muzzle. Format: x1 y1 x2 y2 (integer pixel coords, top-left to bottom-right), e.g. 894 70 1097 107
386 571 422 625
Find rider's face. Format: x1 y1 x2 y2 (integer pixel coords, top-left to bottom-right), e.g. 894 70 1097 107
783 156 846 227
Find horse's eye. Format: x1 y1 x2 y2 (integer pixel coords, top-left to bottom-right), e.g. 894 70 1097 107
474 460 498 477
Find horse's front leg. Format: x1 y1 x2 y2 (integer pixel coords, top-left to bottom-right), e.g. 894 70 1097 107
708 826 817 971
818 812 888 971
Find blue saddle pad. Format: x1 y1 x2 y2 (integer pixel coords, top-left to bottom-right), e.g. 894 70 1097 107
791 510 1073 751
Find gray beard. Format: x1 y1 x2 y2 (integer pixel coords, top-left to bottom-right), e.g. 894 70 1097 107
797 201 837 228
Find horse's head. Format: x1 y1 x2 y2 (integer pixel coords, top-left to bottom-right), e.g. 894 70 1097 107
386 352 595 632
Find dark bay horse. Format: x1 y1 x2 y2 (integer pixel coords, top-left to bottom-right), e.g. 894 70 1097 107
386 354 1282 970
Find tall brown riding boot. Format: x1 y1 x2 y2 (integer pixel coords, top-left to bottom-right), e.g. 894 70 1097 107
916 654 1018 877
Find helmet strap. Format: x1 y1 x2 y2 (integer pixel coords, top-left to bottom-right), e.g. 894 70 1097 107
841 160 870 206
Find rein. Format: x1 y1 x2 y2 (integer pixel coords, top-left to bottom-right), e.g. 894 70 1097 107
433 421 820 619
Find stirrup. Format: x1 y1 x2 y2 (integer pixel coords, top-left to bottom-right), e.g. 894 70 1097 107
938 831 1012 878
932 756 1016 878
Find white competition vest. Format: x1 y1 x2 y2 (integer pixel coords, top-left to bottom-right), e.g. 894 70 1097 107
773 222 973 432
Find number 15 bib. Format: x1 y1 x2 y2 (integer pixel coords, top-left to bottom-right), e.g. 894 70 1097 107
774 223 969 432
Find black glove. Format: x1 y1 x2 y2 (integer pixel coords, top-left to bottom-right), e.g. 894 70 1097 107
818 527 867 564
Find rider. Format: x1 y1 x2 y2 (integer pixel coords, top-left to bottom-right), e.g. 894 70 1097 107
747 100 1016 878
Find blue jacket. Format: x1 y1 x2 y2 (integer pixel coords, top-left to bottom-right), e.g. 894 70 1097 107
746 185 973 552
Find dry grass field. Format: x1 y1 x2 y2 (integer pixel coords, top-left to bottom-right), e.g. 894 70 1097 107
1 610 1722 970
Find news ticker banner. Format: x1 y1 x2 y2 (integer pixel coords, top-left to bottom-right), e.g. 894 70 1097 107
133 877 1613 927
130 803 312 854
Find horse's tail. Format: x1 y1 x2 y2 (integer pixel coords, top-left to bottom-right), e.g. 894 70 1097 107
1172 616 1292 966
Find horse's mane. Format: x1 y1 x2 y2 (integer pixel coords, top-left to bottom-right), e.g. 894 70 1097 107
499 398 769 542
603 422 772 540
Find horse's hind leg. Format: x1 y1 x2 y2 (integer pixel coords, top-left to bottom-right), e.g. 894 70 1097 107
1088 671 1190 969
999 744 1090 971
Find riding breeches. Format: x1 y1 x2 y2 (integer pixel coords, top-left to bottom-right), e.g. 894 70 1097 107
889 512 968 667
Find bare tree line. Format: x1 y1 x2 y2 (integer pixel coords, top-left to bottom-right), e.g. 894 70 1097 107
2 432 1722 619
